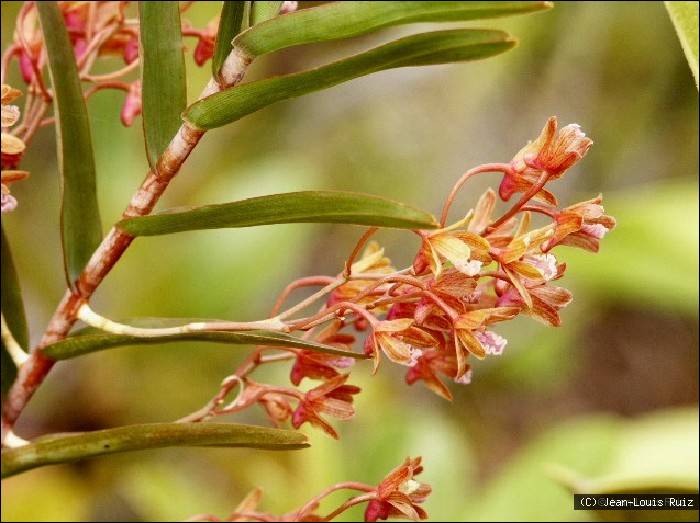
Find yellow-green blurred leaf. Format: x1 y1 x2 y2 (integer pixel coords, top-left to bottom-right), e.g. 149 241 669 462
561 182 699 315
464 409 699 521
665 1 699 88
550 409 699 521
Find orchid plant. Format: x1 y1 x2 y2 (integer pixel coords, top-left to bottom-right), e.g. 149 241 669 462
1 1 616 521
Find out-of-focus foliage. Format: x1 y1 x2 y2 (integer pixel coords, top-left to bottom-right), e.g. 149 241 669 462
463 408 698 521
1 1 697 521
665 1 699 88
561 181 698 314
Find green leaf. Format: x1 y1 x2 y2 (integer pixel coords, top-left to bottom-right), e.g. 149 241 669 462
212 1 249 78
186 29 515 129
665 1 699 89
37 2 102 285
117 190 438 236
463 409 699 521
235 1 551 57
561 182 698 315
249 1 282 25
1 422 308 478
1 225 29 396
139 1 188 168
549 409 699 522
43 322 367 360
552 409 699 495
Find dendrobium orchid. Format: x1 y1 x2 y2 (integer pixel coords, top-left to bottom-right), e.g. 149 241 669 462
540 194 617 252
291 375 360 439
290 349 355 385
365 318 424 371
364 456 432 522
414 216 489 278
405 348 461 400
499 116 593 204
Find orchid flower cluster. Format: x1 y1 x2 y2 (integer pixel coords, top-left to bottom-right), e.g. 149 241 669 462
189 456 429 522
177 117 614 443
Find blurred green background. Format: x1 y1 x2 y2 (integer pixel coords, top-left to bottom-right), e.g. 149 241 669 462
1 1 698 521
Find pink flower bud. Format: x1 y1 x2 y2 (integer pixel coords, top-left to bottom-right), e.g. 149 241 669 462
63 10 84 33
19 52 34 83
123 36 139 65
120 81 142 127
73 38 88 60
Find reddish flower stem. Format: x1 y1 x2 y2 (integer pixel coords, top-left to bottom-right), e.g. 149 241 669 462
487 169 552 231
440 162 511 227
343 227 378 277
319 493 376 521
521 204 557 218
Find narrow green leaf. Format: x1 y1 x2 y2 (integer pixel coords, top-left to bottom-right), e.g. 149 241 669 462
43 323 367 360
186 29 515 129
249 1 282 25
236 1 551 57
117 190 438 236
139 1 188 168
1 225 29 396
1 422 308 478
37 2 102 285
665 1 699 88
212 1 249 78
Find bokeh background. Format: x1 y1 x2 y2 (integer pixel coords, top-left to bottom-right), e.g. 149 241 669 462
1 1 698 521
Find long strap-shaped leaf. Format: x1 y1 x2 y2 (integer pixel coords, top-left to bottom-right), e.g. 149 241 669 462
139 1 188 168
1 225 29 395
212 1 249 78
186 29 515 130
43 326 367 360
1 423 308 478
236 1 551 57
117 190 438 236
37 2 102 285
